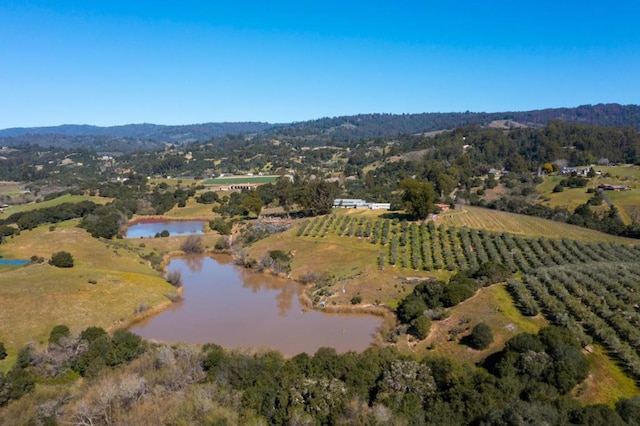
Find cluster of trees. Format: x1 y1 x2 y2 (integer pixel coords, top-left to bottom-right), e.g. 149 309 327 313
214 177 340 219
0 325 147 410
0 200 98 231
80 177 194 238
4 325 639 424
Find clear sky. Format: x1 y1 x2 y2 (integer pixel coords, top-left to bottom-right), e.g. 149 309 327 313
1 1 639 128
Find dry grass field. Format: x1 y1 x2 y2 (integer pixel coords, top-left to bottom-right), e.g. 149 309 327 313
0 220 174 372
438 206 638 243
409 284 546 364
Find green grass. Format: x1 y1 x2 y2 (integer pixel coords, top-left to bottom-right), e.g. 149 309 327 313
203 175 280 185
573 344 640 406
605 189 640 224
598 164 640 179
0 194 110 220
536 176 595 211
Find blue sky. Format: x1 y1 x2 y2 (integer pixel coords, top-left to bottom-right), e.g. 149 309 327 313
1 1 639 128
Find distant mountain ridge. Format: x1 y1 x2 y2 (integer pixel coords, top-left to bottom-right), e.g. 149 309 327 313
0 122 275 141
2 104 639 151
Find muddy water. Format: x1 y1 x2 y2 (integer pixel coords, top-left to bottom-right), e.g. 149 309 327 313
130 255 382 356
125 219 206 238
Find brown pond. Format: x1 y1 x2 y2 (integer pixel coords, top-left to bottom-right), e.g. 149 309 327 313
130 255 382 356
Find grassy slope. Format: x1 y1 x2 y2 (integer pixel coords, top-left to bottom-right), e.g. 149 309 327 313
412 284 546 364
0 194 111 220
536 176 594 211
0 220 173 372
439 206 638 243
248 209 640 403
536 166 640 226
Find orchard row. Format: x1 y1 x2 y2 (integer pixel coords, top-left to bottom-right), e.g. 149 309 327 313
296 214 640 272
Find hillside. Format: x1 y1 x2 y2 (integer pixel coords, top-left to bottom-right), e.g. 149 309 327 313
2 103 639 151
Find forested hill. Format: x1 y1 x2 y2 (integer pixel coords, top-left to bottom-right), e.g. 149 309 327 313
276 103 640 139
0 122 275 153
0 122 274 141
2 103 639 151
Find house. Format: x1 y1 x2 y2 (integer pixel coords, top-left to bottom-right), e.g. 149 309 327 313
435 203 450 213
369 203 391 210
333 199 369 208
332 199 391 210
598 184 630 191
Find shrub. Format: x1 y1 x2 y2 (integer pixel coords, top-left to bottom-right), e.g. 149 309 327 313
49 324 70 346
351 295 362 305
412 316 432 340
0 341 6 360
181 235 204 254
166 270 183 287
214 237 228 250
79 327 108 343
468 322 493 349
552 184 564 193
49 251 74 268
210 218 232 235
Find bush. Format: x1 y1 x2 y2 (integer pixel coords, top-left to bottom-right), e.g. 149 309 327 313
210 218 232 235
468 322 493 349
49 324 70 346
49 251 74 268
0 341 6 360
79 327 108 343
181 234 204 254
166 270 183 287
552 184 564 193
214 237 228 250
411 316 432 340
351 295 362 305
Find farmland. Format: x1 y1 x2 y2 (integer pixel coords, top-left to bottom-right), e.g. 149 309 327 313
294 210 640 275
509 261 640 384
203 175 280 185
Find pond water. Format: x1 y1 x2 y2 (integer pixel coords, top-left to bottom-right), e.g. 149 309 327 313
0 259 28 265
125 219 206 238
130 255 382 356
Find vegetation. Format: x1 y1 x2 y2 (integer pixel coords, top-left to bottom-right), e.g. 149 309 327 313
181 235 204 254
467 322 493 349
48 251 74 268
3 106 640 422
2 324 635 424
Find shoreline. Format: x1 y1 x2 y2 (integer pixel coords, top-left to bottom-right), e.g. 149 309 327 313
119 249 393 352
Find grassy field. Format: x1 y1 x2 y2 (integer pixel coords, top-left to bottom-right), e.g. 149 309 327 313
0 220 174 372
163 195 218 219
408 284 546 364
0 194 111 220
574 344 640 406
605 189 640 224
0 181 26 198
598 164 640 179
438 206 638 243
247 223 430 308
536 176 595 211
203 175 280 185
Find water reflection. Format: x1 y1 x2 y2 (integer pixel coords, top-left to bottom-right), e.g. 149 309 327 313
125 220 206 238
131 255 381 356
183 255 204 274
